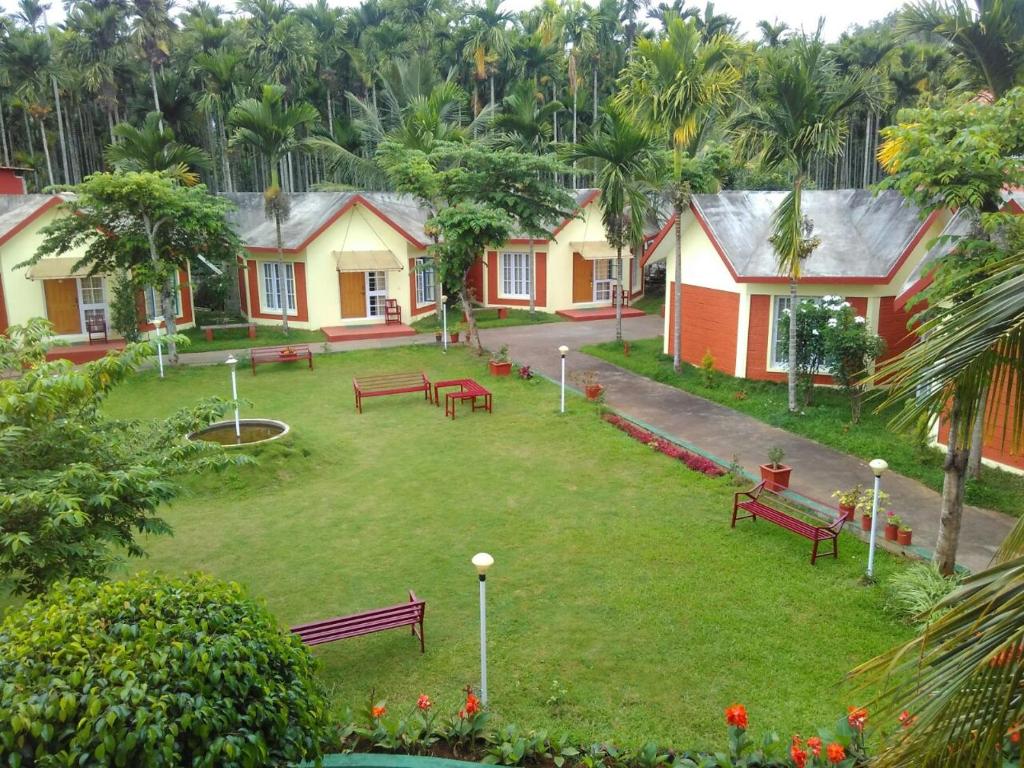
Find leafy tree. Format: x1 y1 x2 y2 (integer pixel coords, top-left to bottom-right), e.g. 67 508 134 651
822 303 886 423
106 110 211 184
733 33 872 413
0 319 243 595
875 87 1024 574
0 572 327 764
566 105 666 340
616 16 739 372
228 84 320 334
25 171 241 362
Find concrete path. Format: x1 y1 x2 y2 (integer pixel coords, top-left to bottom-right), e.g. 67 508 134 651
477 316 1016 574
175 333 436 367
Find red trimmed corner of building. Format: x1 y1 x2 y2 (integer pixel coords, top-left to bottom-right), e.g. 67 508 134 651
137 268 195 332
938 381 1024 471
408 258 434 317
484 250 546 308
245 258 309 323
666 282 739 374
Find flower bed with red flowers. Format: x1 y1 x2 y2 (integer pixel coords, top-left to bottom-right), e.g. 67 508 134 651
602 413 726 477
329 691 872 767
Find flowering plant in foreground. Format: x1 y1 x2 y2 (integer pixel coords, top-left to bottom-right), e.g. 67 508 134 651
335 691 872 766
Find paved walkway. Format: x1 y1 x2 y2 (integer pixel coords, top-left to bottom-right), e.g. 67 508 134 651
477 316 1015 574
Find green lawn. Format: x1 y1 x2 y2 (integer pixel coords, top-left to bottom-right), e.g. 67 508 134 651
181 324 327 353
102 346 911 749
583 338 1024 518
411 307 564 333
631 293 665 316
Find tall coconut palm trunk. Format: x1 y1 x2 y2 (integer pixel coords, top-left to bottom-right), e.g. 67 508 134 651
38 118 54 187
936 394 970 575
274 210 289 334
615 242 624 342
528 238 536 315
672 200 683 372
967 383 989 479
50 77 69 184
787 276 798 412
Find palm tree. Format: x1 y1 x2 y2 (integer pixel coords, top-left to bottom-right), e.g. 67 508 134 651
560 0 595 184
567 106 666 340
463 0 515 114
732 35 871 413
494 82 562 152
129 0 176 121
616 16 739 372
228 84 319 333
106 111 210 183
192 50 244 192
1 29 57 186
756 19 789 48
901 0 1024 99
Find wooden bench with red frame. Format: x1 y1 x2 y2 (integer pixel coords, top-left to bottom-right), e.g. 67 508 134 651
251 344 314 375
290 591 426 652
353 371 431 413
434 378 492 420
731 482 848 565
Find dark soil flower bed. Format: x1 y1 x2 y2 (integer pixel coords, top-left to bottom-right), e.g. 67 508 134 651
602 413 725 477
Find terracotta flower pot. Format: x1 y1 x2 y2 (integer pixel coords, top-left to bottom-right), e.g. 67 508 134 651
489 360 512 376
884 523 899 541
759 464 792 492
497 308 509 319
839 503 856 522
897 529 913 546
435 332 442 343
450 331 460 343
861 514 872 531
585 384 603 401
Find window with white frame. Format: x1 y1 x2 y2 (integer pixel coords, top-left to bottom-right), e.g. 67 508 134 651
499 251 531 298
631 256 641 293
143 275 181 319
770 295 826 369
262 262 296 312
415 257 435 305
593 259 619 301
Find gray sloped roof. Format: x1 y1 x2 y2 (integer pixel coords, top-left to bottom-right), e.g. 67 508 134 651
690 189 927 279
0 194 59 245
222 189 601 251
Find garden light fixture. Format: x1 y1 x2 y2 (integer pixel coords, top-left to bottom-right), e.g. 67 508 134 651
866 458 888 580
472 552 494 706
151 316 165 379
558 345 569 413
225 355 240 440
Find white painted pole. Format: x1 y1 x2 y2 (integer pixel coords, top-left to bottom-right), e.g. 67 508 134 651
479 575 488 706
866 459 888 580
153 319 165 379
442 301 448 353
559 345 568 413
226 355 240 440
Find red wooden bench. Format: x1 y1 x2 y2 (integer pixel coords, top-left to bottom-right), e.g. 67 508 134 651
353 371 431 413
251 344 314 374
290 591 425 651
438 378 491 420
731 482 848 565
204 322 257 341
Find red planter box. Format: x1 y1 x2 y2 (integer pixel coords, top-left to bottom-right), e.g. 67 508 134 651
884 523 899 541
759 464 792 492
839 503 856 521
489 360 512 376
897 529 913 546
860 514 872 531
497 308 509 319
585 384 604 401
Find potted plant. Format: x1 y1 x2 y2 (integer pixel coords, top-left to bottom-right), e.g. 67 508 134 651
497 308 509 320
897 524 913 546
759 446 791 492
573 371 604 401
859 506 873 532
831 486 863 521
884 512 901 542
489 345 513 376
450 323 462 343
279 346 297 358
855 488 890 533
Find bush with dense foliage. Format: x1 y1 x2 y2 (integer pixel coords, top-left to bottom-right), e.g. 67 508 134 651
0 573 328 767
883 562 963 629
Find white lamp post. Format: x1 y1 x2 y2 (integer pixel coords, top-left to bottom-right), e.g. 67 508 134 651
225 354 241 440
151 316 165 378
558 345 569 413
472 552 494 706
866 458 888 580
441 294 448 353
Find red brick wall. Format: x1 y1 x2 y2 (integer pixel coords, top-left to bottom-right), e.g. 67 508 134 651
485 250 546 308
666 282 739 373
877 296 919 364
0 168 26 195
245 258 309 322
745 294 867 384
466 258 484 303
938 379 1024 471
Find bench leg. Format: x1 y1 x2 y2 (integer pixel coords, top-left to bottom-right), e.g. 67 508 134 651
811 538 819 565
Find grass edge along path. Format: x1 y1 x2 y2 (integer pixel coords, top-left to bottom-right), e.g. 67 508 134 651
98 345 912 749
582 338 1024 518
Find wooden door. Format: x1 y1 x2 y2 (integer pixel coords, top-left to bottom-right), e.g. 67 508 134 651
339 271 367 318
44 279 81 334
572 252 593 303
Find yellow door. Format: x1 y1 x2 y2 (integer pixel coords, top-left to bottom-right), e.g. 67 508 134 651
572 253 592 303
339 271 366 318
44 279 81 334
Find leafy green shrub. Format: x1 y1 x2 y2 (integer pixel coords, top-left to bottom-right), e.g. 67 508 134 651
884 562 963 627
0 573 328 767
109 271 142 342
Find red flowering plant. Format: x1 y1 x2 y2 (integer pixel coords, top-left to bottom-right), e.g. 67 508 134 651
351 693 441 754
443 686 490 752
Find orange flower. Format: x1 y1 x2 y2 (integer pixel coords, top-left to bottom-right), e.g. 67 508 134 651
806 736 822 757
417 694 432 710
464 693 481 716
847 706 868 731
790 736 808 768
371 705 386 719
724 704 748 729
1009 724 1022 744
826 742 846 764
458 708 467 719
898 710 916 729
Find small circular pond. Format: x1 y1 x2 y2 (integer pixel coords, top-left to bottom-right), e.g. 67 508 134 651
188 418 290 447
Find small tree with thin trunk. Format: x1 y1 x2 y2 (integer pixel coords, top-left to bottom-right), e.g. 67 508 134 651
25 171 240 362
229 85 319 335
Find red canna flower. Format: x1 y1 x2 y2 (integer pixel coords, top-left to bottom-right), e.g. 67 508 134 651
458 708 467 720
464 693 481 716
826 742 846 764
417 694 432 710
847 706 868 731
898 710 916 729
806 736 822 757
790 736 808 768
724 704 748 729
1009 725 1022 744
371 705 386 719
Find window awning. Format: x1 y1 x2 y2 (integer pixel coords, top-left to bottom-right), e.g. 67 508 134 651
333 249 404 272
25 257 94 280
570 242 633 261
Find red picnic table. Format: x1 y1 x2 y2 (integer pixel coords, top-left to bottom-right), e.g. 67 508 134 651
432 378 492 420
